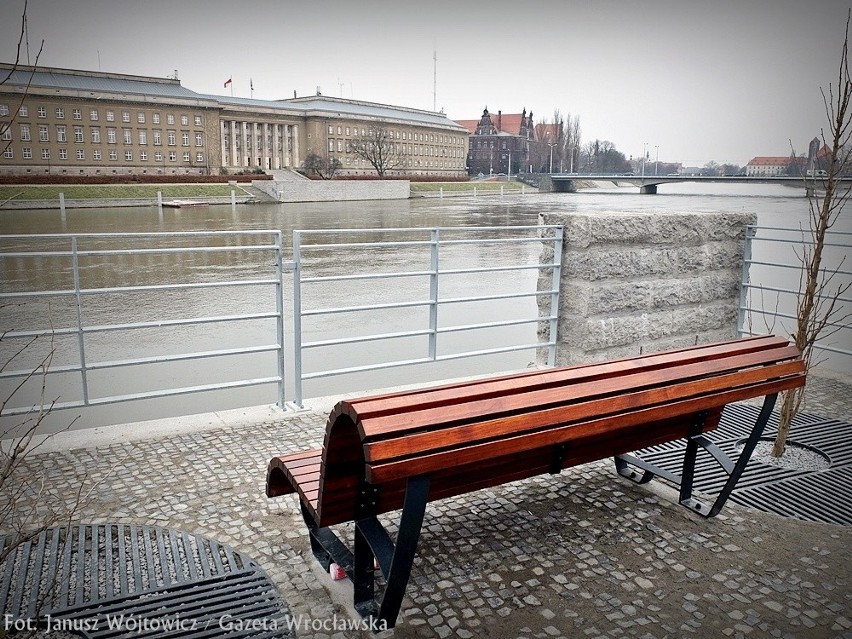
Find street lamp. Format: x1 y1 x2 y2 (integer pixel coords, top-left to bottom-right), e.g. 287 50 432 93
548 143 556 174
655 145 659 176
508 149 512 179
642 142 648 177
568 145 575 173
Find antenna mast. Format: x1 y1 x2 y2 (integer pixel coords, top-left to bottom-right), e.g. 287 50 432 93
432 48 437 112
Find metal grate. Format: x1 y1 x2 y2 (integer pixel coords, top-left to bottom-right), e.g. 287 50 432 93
626 404 852 525
0 524 292 637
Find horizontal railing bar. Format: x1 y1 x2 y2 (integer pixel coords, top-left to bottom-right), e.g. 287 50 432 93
295 225 562 236
0 289 75 299
80 279 278 295
299 240 432 250
83 311 279 333
435 237 553 246
0 245 278 259
749 237 849 248
435 341 554 361
739 306 850 329
86 344 282 370
437 316 556 334
1 326 84 339
748 225 852 236
301 357 434 379
439 263 552 276
743 283 852 303
0 230 281 239
440 290 557 305
0 363 82 379
302 329 432 349
1 376 281 416
744 260 852 276
302 300 430 316
300 270 433 283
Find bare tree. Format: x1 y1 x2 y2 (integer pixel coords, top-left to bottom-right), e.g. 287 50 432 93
1 0 44 155
348 127 405 177
772 11 852 457
303 150 341 180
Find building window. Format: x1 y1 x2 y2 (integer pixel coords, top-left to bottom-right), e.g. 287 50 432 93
0 104 7 116
125 150 133 161
195 132 203 147
180 115 188 126
37 106 46 118
41 148 50 159
155 151 162 162
137 112 145 123
337 126 342 135
1 127 10 141
93 149 101 160
39 125 48 142
91 127 100 143
22 147 32 159
109 150 117 161
167 131 176 146
196 152 204 163
122 111 130 123
90 109 98 121
107 128 116 144
3 148 12 159
153 130 161 145
76 149 85 160
106 110 115 122
20 124 30 141
337 140 342 152
55 107 64 119
194 115 202 126
168 151 176 161
140 151 147 161
181 132 189 146
74 126 83 143
72 108 82 120
153 113 160 124
19 105 27 117
56 125 66 142
138 130 147 145
328 126 333 135
59 148 68 160
346 127 350 136
167 114 175 125
123 129 132 144
328 140 333 152
182 151 190 162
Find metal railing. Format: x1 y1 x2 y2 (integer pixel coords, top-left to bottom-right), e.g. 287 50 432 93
292 225 563 407
738 225 851 362
0 231 288 416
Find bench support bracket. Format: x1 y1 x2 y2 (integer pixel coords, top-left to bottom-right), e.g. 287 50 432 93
614 393 778 518
300 475 430 630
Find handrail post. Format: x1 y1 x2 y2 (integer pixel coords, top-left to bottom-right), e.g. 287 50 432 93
548 226 563 367
293 231 304 408
273 231 286 408
738 225 756 337
71 236 90 405
428 229 439 360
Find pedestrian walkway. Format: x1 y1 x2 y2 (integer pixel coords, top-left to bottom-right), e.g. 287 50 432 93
4 371 851 638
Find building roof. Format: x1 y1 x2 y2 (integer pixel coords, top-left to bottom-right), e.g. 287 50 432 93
0 64 208 101
455 119 479 135
278 95 467 130
747 156 793 166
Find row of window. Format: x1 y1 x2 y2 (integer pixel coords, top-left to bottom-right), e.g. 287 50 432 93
3 147 204 163
327 125 462 146
326 154 463 170
327 139 462 158
2 124 203 147
0 104 203 127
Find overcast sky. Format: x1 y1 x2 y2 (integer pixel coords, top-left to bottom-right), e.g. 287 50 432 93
2 0 849 167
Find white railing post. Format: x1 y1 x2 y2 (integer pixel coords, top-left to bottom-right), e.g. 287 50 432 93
738 225 756 337
71 236 90 405
292 231 304 407
273 231 286 408
548 226 564 367
428 229 440 360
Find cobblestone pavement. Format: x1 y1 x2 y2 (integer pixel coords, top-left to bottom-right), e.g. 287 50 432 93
6 372 852 639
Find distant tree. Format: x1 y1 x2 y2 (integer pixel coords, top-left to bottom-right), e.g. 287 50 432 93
580 139 630 174
348 127 405 177
702 161 720 176
303 150 341 179
719 163 742 176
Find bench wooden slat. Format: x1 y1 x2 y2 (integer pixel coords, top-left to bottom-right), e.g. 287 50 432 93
365 372 803 484
340 335 789 422
364 357 804 463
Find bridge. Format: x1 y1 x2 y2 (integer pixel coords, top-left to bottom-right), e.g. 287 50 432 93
547 173 843 196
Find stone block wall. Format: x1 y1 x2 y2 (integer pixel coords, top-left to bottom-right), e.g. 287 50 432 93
538 210 756 367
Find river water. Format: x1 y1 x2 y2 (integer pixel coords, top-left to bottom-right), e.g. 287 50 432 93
1 181 849 431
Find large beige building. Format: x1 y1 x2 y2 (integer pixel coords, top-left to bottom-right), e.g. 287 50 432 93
0 64 468 179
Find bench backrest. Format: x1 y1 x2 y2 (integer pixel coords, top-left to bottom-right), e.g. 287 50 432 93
309 336 805 526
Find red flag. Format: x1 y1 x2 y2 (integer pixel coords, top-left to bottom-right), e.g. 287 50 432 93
224 77 232 88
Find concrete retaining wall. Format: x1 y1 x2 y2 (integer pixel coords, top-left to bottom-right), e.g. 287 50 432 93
538 210 756 366
253 179 409 202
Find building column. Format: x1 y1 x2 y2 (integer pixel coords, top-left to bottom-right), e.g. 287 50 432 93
239 122 247 166
272 124 280 170
251 122 258 167
284 125 291 167
292 124 299 168
220 121 228 168
230 121 237 167
262 122 270 170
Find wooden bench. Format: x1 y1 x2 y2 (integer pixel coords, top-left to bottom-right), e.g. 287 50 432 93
266 335 806 628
